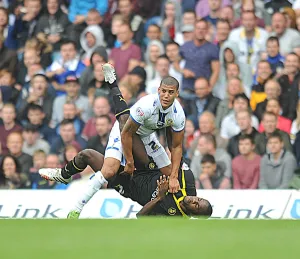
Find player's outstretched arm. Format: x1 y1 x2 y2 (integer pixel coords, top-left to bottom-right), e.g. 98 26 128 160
136 176 169 217
168 130 184 193
121 117 141 174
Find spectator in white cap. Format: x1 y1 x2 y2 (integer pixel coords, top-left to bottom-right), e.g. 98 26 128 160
174 24 194 46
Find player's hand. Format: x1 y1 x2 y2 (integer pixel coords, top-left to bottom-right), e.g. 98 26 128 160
124 161 135 175
168 177 180 193
157 175 169 200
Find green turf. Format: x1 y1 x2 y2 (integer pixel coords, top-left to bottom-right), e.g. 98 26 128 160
1 219 299 259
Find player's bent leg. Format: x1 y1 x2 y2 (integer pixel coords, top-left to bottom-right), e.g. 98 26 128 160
76 149 104 172
68 157 121 218
39 149 105 184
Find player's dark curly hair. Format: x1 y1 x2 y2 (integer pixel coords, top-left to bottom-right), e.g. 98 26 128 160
199 198 213 218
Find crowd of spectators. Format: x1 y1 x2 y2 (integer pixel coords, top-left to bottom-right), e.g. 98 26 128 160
1 0 300 190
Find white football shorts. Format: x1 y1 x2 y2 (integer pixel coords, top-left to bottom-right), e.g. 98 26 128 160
105 121 171 169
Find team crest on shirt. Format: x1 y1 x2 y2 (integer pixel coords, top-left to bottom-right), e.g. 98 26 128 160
148 162 156 169
166 119 174 126
168 207 176 215
136 107 144 117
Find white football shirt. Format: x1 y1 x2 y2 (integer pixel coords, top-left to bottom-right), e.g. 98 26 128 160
130 94 186 137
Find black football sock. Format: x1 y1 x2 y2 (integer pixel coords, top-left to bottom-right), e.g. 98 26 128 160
107 80 118 89
61 158 85 179
109 83 130 119
113 95 130 119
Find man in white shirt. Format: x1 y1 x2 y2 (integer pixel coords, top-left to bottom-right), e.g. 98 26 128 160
227 11 268 68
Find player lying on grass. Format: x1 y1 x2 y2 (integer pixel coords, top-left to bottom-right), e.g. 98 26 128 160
108 158 212 217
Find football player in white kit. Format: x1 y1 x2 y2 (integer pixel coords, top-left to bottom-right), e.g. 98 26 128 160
39 63 186 216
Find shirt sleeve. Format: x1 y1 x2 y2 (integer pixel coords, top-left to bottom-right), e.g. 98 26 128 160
210 44 219 61
172 109 186 132
130 99 151 125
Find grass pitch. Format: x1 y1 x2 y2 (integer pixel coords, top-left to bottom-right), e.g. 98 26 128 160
1 219 299 259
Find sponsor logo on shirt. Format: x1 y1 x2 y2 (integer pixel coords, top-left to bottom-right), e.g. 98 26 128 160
136 107 144 117
166 119 174 126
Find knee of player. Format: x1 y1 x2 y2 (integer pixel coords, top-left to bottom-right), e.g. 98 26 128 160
101 158 120 179
77 149 94 163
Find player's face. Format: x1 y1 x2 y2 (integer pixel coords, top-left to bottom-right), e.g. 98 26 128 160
183 196 207 216
158 84 179 109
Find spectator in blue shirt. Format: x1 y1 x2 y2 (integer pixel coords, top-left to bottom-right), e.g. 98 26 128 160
46 40 86 96
265 36 284 74
180 19 220 92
